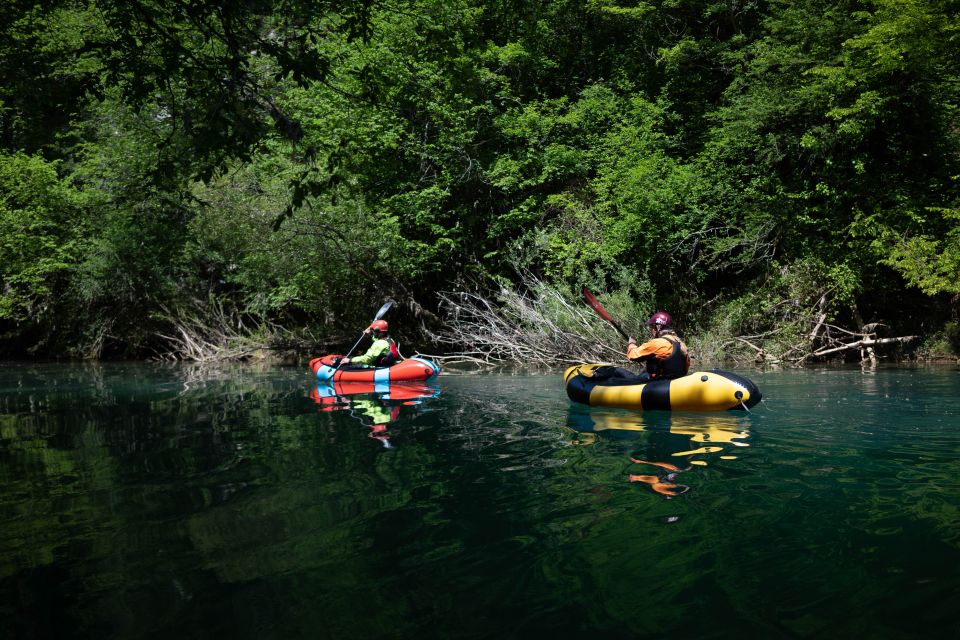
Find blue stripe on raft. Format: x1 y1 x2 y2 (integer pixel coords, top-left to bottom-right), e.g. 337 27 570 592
315 366 335 382
314 384 337 398
374 366 391 391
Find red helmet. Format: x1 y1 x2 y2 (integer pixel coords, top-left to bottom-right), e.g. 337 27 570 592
369 320 389 333
645 312 673 328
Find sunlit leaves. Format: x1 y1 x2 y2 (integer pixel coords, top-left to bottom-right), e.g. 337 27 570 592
0 153 85 323
873 207 960 296
3 0 960 357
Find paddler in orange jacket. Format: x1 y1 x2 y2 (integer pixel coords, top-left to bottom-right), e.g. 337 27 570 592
626 312 691 382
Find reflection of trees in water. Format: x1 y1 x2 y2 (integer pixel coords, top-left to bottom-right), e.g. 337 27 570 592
0 368 783 639
1 362 440 636
427 379 569 472
527 407 756 634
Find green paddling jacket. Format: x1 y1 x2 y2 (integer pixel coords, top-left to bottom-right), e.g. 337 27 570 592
351 337 399 367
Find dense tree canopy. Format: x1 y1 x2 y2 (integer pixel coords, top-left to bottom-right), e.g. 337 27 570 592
1 0 958 359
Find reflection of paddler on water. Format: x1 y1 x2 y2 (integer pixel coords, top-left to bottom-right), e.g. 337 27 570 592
309 381 439 448
348 398 400 448
566 407 752 497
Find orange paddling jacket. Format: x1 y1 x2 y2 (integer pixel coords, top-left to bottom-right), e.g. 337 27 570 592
626 332 690 380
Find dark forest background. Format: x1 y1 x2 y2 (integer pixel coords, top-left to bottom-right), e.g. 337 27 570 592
2 0 959 362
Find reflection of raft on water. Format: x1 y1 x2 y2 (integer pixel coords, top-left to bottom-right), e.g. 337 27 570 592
567 407 753 495
309 354 440 383
310 380 440 448
567 407 751 449
564 364 762 412
309 380 440 407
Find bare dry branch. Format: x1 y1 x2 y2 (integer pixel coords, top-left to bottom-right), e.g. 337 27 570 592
426 274 628 368
152 299 297 362
809 335 918 359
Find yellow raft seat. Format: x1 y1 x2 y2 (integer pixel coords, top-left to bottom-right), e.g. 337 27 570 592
564 364 761 412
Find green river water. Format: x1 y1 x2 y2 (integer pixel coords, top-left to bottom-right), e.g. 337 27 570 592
1 362 958 639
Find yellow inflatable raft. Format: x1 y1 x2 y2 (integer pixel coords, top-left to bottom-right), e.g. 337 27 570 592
564 364 762 412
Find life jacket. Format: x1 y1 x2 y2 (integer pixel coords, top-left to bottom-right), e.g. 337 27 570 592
647 333 689 380
374 338 401 367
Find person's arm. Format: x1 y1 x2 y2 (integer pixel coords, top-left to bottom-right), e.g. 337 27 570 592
340 328 371 365
351 338 388 365
626 338 661 362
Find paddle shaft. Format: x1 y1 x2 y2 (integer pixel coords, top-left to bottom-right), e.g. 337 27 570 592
342 334 367 360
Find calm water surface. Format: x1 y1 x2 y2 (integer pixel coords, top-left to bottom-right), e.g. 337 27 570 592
1 362 958 639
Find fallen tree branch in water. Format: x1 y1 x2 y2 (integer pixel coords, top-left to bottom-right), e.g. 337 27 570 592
714 288 918 367
805 335 918 360
735 337 781 364
427 275 629 368
786 294 916 364
431 277 920 368
153 299 300 363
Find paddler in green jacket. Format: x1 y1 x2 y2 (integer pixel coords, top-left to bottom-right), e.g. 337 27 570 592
339 320 400 368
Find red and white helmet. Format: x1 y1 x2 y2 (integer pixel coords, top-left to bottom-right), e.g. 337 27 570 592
645 312 673 328
368 320 389 333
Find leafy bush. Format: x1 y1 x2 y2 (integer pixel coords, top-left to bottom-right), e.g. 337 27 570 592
0 153 85 325
945 321 960 354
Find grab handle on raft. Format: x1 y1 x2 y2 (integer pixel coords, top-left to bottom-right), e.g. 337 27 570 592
581 288 631 341
338 300 394 369
735 389 750 412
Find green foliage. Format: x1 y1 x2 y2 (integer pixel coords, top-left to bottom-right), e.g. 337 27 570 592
0 152 85 323
688 256 865 363
870 207 960 296
87 0 380 181
187 151 421 328
2 0 960 358
0 3 104 154
946 322 960 354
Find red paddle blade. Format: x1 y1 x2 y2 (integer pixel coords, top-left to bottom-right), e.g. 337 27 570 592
581 288 614 323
